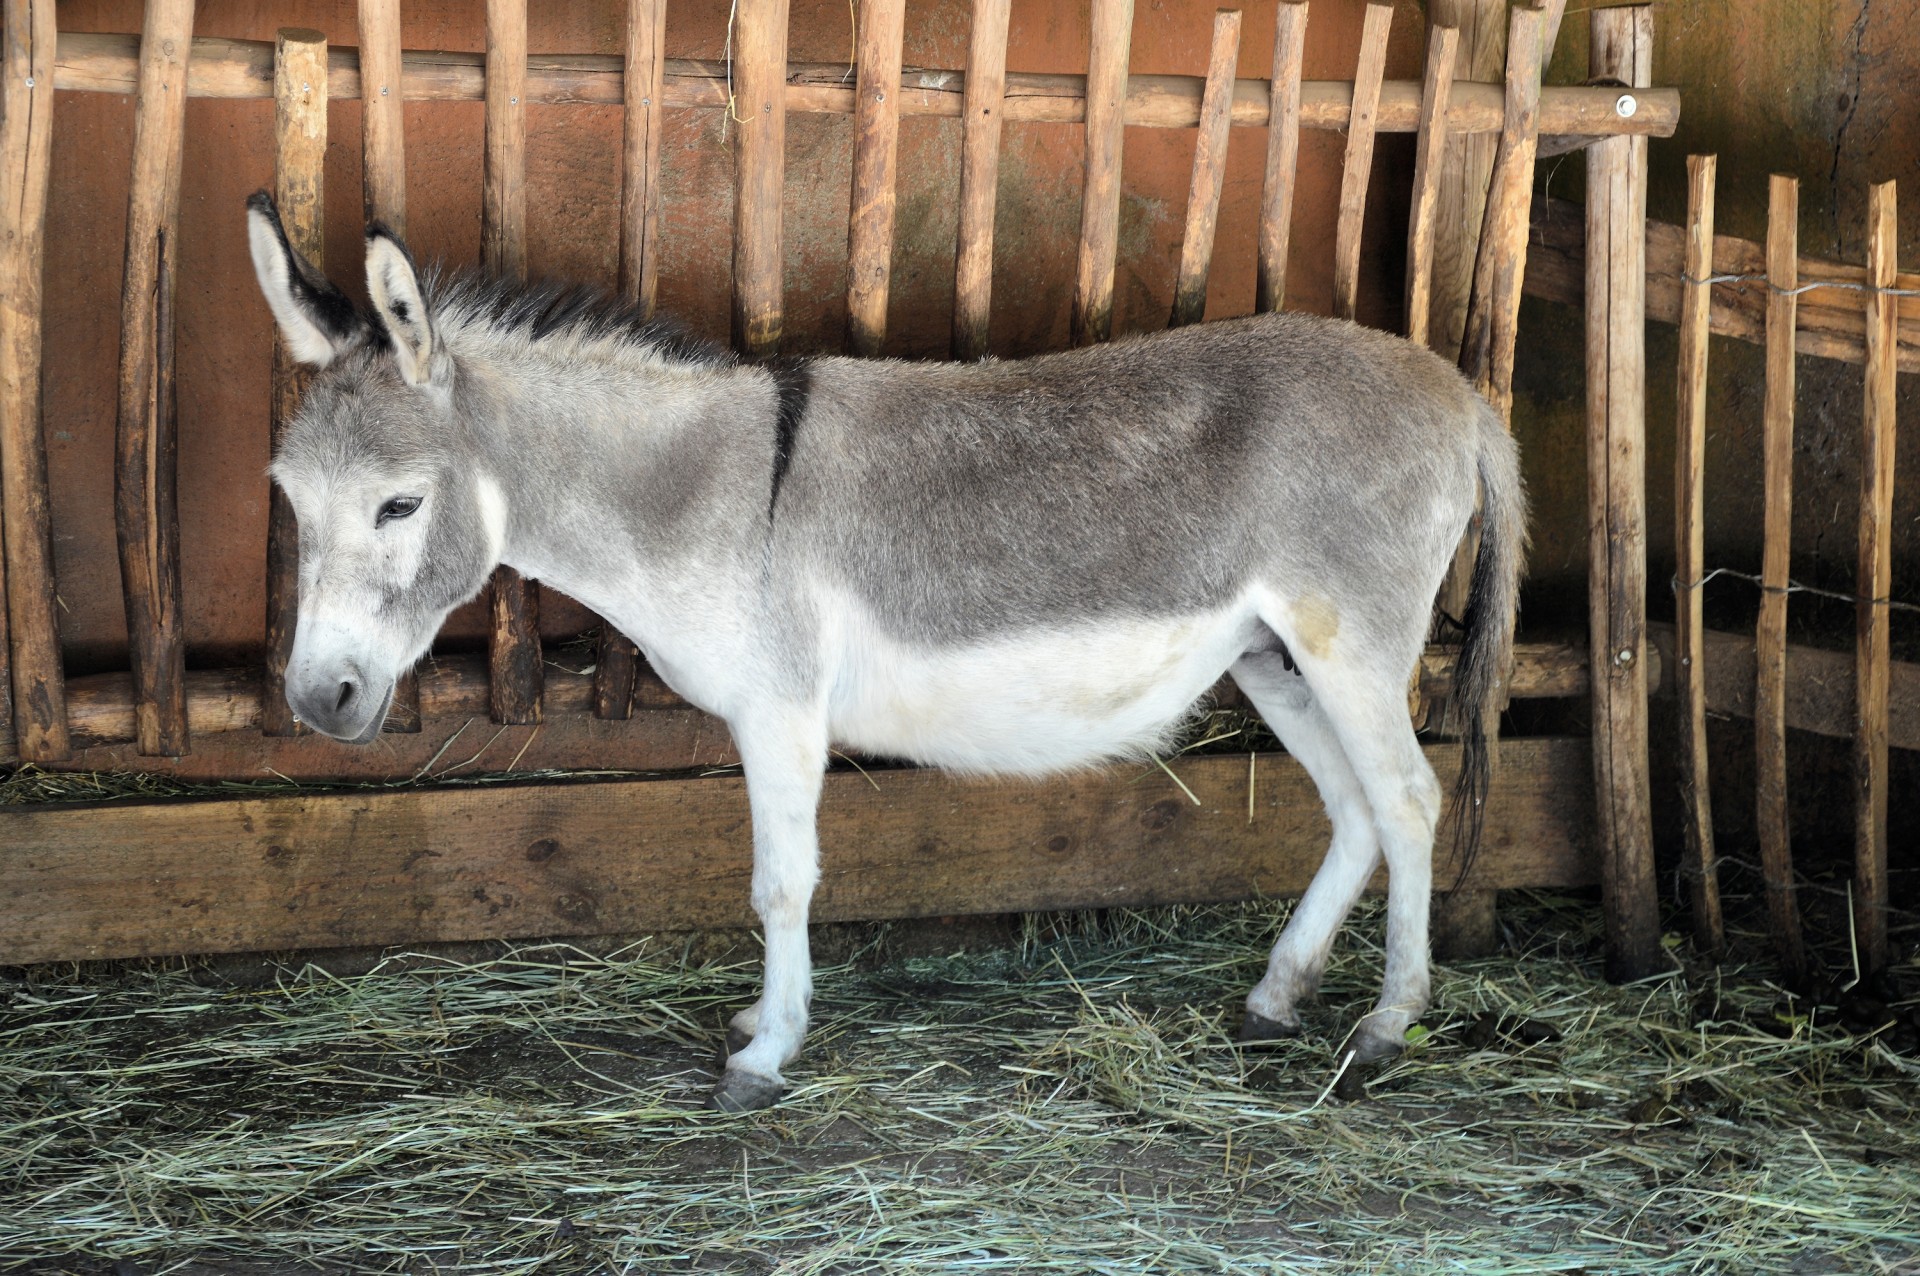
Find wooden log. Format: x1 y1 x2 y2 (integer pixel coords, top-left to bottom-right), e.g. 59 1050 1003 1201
261 28 327 739
1403 23 1458 347
0 737 1594 964
1756 172 1807 985
1168 9 1242 329
1854 180 1898 976
1585 4 1657 984
1331 2 1392 323
846 0 906 357
731 0 789 359
1255 0 1307 315
1425 0 1504 363
113 0 195 759
0 0 69 762
1071 0 1135 347
951 0 1013 361
1673 153 1721 955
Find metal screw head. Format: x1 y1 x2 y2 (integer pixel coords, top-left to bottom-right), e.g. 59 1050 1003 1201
23 76 34 88
381 85 390 96
1616 647 1635 665
510 95 519 105
1614 93 1638 118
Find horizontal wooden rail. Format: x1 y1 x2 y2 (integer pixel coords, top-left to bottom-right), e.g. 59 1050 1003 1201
51 32 1679 138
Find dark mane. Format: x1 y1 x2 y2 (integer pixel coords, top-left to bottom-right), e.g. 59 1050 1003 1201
425 268 736 368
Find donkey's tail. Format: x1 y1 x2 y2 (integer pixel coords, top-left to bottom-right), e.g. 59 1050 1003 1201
1442 399 1528 883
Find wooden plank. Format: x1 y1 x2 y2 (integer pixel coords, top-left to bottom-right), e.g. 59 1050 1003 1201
0 0 69 762
1673 153 1721 955
731 0 789 358
1425 0 1504 362
1854 180 1898 976
1071 0 1135 347
1168 8 1242 329
1403 23 1458 347
951 0 1013 361
1331 2 1392 322
1585 4 1657 984
1756 172 1807 985
1254 0 1307 315
846 0 906 357
0 738 1595 964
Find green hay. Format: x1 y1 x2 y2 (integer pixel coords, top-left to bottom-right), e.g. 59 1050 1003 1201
3 896 1916 1274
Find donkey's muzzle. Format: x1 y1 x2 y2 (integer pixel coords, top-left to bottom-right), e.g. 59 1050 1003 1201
287 667 393 744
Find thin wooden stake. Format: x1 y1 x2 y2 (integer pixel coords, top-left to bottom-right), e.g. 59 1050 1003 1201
1331 1 1392 322
1674 153 1722 955
847 0 906 356
0 0 69 761
1255 0 1307 315
1169 9 1242 329
951 0 1012 360
1070 0 1135 347
1854 179 1898 976
1757 171 1808 985
263 28 327 738
1403 23 1458 347
732 0 790 359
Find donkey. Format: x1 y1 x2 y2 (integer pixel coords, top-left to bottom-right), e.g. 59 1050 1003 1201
246 191 1524 1112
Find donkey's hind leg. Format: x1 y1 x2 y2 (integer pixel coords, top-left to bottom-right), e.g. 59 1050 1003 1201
1231 650 1382 1041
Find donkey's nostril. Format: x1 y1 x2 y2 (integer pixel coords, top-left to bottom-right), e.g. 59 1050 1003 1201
335 681 357 713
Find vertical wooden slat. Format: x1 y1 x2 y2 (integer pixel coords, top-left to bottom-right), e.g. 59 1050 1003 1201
1585 4 1657 984
1854 179 1898 976
1425 0 1504 362
732 0 790 359
594 0 668 721
114 0 195 758
1673 153 1722 955
1168 8 1242 329
1330 1 1392 323
0 0 69 761
951 0 1012 361
847 0 906 357
1070 0 1135 347
1254 0 1307 315
262 28 327 738
1756 172 1807 985
1403 23 1458 347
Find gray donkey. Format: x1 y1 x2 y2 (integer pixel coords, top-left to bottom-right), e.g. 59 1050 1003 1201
246 192 1524 1112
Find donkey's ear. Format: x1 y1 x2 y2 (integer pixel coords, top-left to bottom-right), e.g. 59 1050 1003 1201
364 225 444 390
247 191 364 367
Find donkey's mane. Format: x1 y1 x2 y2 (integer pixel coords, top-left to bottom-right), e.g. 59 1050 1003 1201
422 268 736 368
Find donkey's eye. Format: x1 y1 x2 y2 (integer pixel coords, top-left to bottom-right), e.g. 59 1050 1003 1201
377 496 422 527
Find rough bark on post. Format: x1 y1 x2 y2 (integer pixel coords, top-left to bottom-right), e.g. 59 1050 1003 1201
1070 0 1134 347
1254 0 1307 315
951 0 1012 361
1168 8 1242 329
1331 2 1392 323
846 0 906 357
731 0 790 359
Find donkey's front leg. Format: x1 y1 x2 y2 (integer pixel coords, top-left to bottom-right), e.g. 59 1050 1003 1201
709 708 829 1112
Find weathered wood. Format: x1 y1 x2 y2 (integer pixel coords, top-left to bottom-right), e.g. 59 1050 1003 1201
1585 4 1657 985
1673 153 1721 954
0 0 69 762
951 0 1013 361
114 0 195 758
1854 180 1898 976
1331 2 1392 322
846 0 906 357
1255 0 1307 315
1169 9 1242 329
1403 23 1458 347
1071 0 1135 347
1756 172 1807 985
731 0 789 358
0 738 1594 965
1425 0 1503 362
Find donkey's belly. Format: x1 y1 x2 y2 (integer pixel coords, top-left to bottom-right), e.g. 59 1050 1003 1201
828 607 1262 777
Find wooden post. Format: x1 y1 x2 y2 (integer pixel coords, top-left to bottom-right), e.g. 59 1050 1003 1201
1403 23 1458 347
731 0 790 359
594 0 667 721
951 0 1012 361
1254 0 1307 315
1673 153 1722 955
1426 0 1504 362
1756 172 1807 985
481 0 543 727
846 0 906 357
262 28 327 738
114 0 195 758
0 0 70 762
1331 2 1392 323
1854 180 1898 976
1585 4 1658 984
1168 9 1242 329
1070 0 1134 347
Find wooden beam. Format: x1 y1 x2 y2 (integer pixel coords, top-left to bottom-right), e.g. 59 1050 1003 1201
730 0 788 359
1331 2 1392 322
0 738 1594 965
1071 0 1134 347
1169 8 1242 329
1403 22 1458 347
951 0 1012 361
1425 0 1504 363
1254 0 1306 314
846 0 906 357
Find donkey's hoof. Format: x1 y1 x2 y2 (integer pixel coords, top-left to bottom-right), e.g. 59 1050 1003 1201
1343 1024 1409 1066
1237 1010 1303 1043
707 1070 785 1113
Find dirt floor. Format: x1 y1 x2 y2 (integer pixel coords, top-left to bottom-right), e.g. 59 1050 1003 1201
3 894 1918 1275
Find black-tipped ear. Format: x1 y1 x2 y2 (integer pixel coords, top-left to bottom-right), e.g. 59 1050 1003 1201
246 191 366 367
363 223 444 390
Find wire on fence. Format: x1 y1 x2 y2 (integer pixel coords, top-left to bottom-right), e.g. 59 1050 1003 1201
1673 566 1920 615
1680 270 1920 298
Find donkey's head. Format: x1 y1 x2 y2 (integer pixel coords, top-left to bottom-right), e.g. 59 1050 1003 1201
247 193 502 743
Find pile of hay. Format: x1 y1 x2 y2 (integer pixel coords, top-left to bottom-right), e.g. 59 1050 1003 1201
3 895 1917 1273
